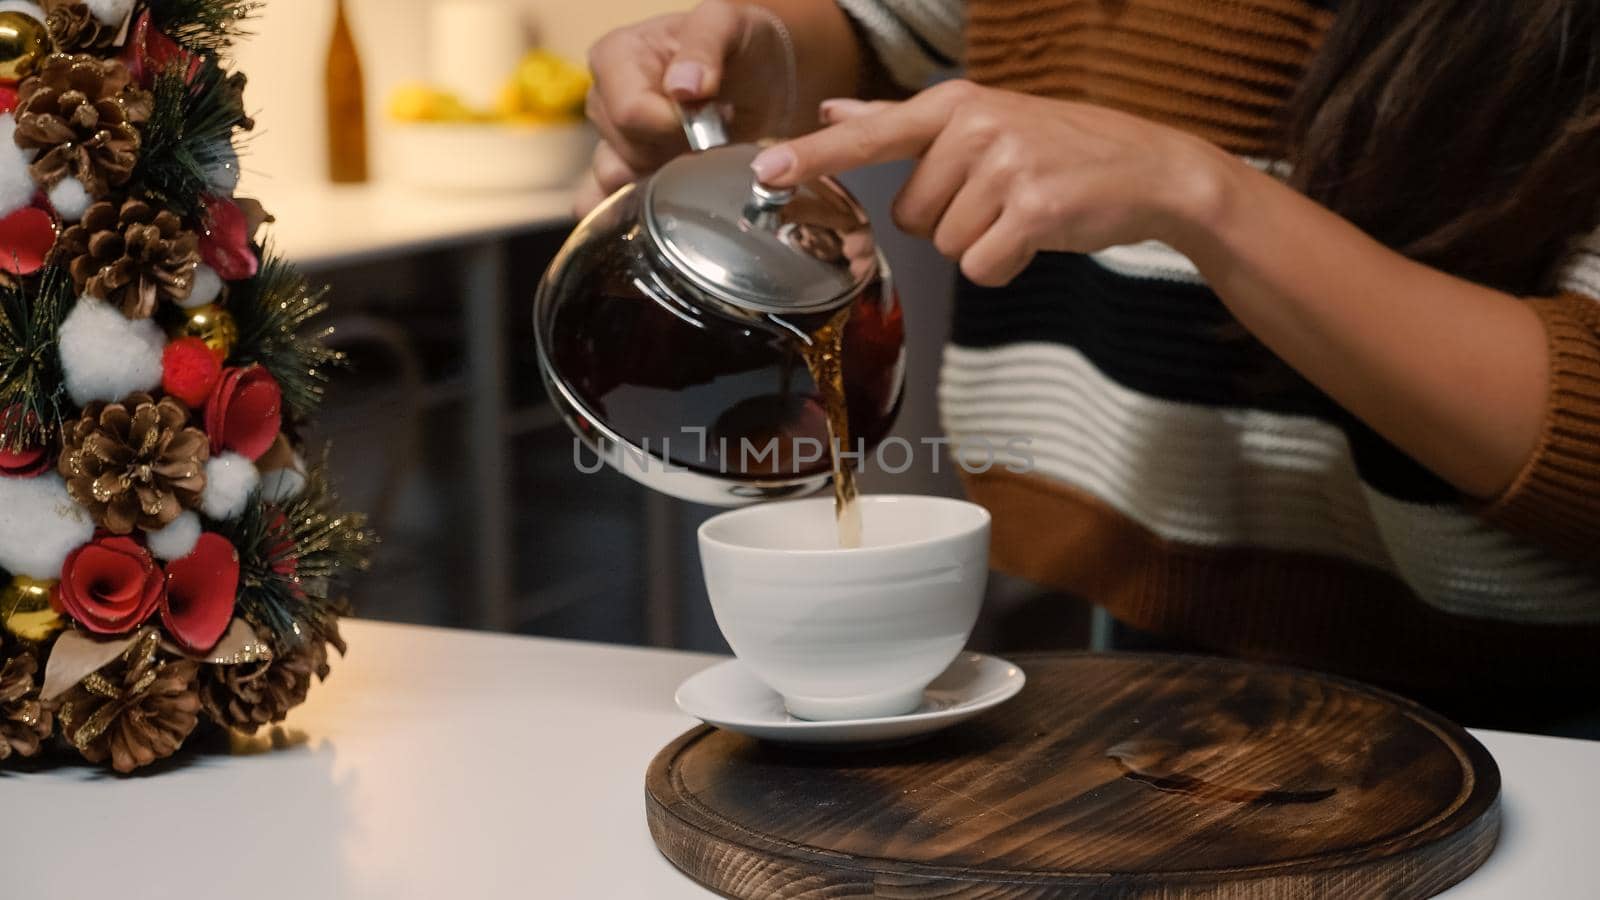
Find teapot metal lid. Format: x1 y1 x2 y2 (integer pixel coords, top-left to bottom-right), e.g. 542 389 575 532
642 104 874 317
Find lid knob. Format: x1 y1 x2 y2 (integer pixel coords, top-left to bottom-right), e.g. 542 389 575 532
647 103 875 316
743 180 795 231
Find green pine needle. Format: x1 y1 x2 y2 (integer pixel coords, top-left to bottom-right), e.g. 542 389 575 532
0 267 75 453
131 57 253 217
148 0 260 53
229 250 346 423
210 454 375 656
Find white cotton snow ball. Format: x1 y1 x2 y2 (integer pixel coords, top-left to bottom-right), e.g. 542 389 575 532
48 178 92 223
147 511 202 561
0 115 37 219
203 143 241 194
0 2 46 24
259 457 308 503
179 264 224 309
0 474 95 579
59 298 166 406
201 453 260 521
83 0 133 26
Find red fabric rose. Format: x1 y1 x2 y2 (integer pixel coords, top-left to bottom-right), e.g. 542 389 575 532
199 194 258 281
56 535 165 635
0 206 57 276
161 532 240 654
0 405 50 477
162 337 224 408
206 365 282 460
120 12 201 86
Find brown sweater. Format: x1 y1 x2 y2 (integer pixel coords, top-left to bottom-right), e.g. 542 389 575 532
840 0 1600 707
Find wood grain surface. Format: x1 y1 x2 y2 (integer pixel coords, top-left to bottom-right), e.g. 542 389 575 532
646 652 1501 898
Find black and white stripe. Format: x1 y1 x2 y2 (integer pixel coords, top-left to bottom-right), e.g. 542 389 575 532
835 0 965 90
941 233 1600 622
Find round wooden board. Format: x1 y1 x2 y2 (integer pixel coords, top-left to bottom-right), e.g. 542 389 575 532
646 653 1501 899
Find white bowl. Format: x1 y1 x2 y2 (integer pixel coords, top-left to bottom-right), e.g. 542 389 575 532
385 121 595 192
697 496 991 721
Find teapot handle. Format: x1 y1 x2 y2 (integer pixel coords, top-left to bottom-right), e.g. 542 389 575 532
676 100 796 215
678 101 730 152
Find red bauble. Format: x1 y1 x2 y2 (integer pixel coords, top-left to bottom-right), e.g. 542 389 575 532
199 194 258 281
0 87 18 115
57 535 165 636
0 404 49 478
206 365 282 460
0 440 45 477
161 532 240 654
162 337 224 408
0 206 57 276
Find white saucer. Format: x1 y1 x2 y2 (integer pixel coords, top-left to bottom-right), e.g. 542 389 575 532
675 653 1025 745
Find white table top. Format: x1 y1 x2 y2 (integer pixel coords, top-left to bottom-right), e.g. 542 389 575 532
6 620 1598 899
252 183 576 270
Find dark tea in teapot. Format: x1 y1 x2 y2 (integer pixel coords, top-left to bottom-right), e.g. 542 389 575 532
541 235 901 544
535 109 906 540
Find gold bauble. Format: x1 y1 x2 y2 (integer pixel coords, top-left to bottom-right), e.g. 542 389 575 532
0 12 45 83
171 303 239 359
2 575 63 643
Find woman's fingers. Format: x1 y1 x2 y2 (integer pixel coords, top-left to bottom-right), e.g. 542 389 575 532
819 98 896 124
587 2 754 174
592 142 640 196
586 43 680 171
752 83 974 186
930 180 1004 260
961 211 1038 287
574 143 643 217
751 103 936 185
662 0 746 99
891 123 980 238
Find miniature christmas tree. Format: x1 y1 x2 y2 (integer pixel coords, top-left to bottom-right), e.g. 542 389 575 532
0 0 371 773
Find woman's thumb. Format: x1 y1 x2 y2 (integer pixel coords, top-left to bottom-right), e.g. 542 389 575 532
663 1 746 100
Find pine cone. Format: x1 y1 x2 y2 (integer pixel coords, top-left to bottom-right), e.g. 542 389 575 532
199 640 330 734
58 199 201 318
0 648 54 763
14 54 152 197
44 1 119 51
59 392 209 534
58 631 201 773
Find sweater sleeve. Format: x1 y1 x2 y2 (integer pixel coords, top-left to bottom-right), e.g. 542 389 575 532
1479 235 1600 562
834 0 965 91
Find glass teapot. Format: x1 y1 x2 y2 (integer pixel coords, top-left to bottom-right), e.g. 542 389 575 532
534 106 906 506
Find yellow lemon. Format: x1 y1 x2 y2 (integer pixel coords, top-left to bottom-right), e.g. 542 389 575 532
512 51 591 119
389 83 443 122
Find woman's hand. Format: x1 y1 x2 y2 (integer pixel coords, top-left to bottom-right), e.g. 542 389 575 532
578 0 867 216
751 80 1241 286
579 1 777 215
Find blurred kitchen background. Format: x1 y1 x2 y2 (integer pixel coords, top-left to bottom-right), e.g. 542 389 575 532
247 0 1088 653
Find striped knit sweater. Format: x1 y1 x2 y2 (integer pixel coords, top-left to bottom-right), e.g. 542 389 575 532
835 0 1600 700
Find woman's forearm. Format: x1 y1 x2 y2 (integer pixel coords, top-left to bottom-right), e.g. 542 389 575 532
1174 154 1550 499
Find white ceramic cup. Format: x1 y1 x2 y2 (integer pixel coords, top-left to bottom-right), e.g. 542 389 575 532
698 495 991 721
